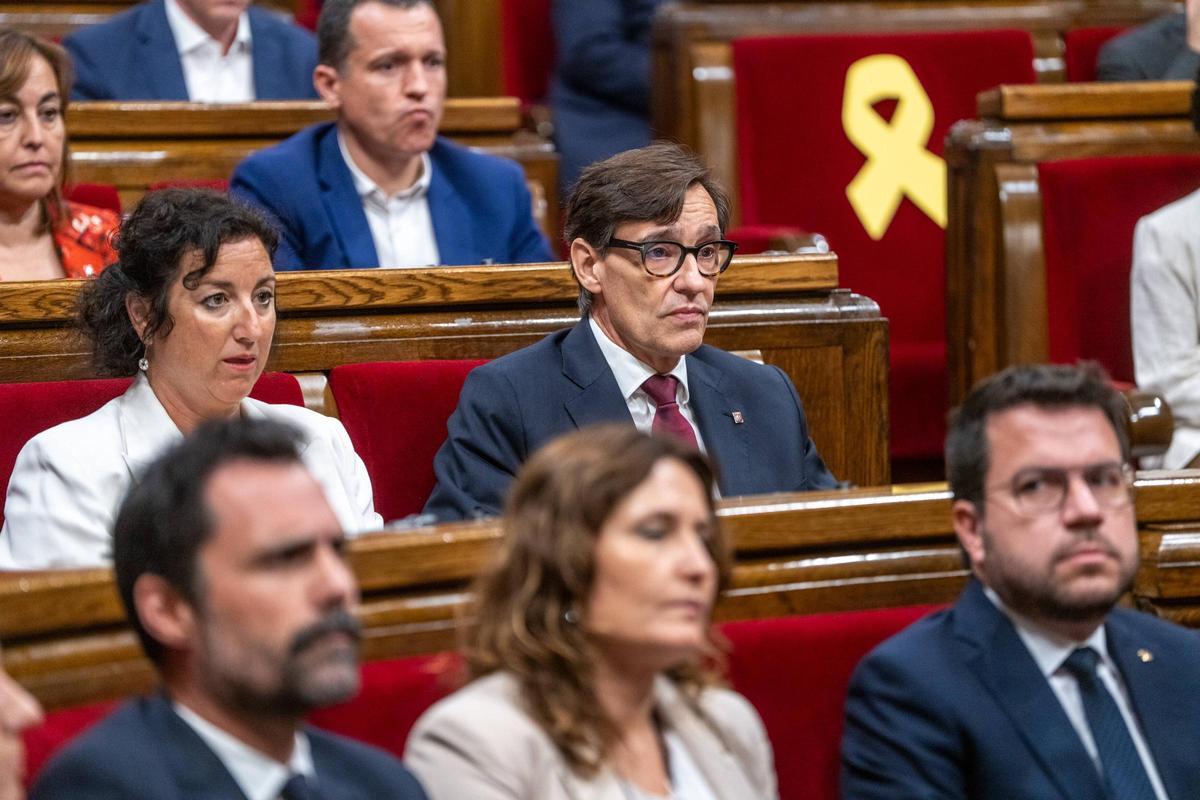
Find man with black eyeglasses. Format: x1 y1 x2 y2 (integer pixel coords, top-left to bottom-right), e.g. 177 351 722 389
423 142 837 521
841 362 1200 800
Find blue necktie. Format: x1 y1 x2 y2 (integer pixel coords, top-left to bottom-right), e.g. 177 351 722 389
280 774 319 800
1061 647 1157 800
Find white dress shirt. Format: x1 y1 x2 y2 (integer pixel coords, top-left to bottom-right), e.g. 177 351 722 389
587 315 707 453
985 588 1170 800
174 703 316 800
338 132 440 268
163 0 255 103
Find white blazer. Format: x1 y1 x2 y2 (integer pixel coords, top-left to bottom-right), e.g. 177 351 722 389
405 672 779 800
1131 187 1200 469
0 374 383 570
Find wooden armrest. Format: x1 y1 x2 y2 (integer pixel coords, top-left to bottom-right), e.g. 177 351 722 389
1125 389 1173 460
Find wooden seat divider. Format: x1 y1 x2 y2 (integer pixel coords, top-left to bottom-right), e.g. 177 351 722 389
0 253 890 488
64 98 560 243
5 472 1200 710
945 81 1200 407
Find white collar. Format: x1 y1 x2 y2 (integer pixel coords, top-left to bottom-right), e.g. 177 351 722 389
164 0 252 56
173 702 315 800
588 315 690 404
337 130 433 203
983 585 1111 679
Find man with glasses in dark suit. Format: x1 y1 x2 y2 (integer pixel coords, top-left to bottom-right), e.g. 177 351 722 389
424 142 837 522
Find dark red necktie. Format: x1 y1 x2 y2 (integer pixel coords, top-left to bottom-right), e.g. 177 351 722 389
641 374 699 449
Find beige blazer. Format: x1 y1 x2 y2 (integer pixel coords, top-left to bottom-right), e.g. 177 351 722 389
405 672 778 800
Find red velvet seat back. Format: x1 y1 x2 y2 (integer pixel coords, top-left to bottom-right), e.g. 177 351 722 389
501 0 555 105
65 184 122 214
0 373 303 526
721 605 937 800
1039 155 1200 383
733 31 1036 459
1063 26 1126 82
328 360 487 522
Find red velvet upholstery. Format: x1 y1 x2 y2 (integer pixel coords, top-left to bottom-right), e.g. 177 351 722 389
296 0 321 30
328 360 487 522
500 0 555 105
65 184 122 214
1039 155 1200 383
721 605 938 800
1063 26 1126 82
733 31 1036 459
24 607 936 794
0 373 302 526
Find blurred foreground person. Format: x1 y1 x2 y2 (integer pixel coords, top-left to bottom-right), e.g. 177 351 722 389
0 651 43 800
31 418 426 799
841 364 1200 799
408 425 778 799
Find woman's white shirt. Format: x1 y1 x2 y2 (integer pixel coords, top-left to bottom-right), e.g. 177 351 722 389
0 374 383 570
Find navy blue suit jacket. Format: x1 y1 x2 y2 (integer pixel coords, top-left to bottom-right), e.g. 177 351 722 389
550 0 663 194
62 0 318 101
423 319 838 521
229 123 554 269
1097 12 1200 82
30 694 428 799
841 580 1200 799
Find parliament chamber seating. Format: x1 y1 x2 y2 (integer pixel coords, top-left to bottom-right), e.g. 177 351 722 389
500 0 553 109
946 81 1200 405
13 474 1200 798
732 30 1036 462
64 183 122 215
328 359 488 522
1063 25 1126 81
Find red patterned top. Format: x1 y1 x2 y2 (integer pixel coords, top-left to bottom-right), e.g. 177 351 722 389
51 201 120 279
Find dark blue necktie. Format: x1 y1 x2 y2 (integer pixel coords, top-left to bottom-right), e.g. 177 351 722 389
1061 647 1157 800
280 774 319 800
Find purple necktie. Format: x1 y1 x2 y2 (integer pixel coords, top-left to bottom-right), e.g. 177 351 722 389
641 374 699 449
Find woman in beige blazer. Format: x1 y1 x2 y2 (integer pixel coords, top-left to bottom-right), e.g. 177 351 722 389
406 425 778 799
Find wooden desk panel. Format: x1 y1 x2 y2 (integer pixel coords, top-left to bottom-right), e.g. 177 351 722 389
0 254 890 487
6 472 1200 710
64 99 561 244
945 81 1200 405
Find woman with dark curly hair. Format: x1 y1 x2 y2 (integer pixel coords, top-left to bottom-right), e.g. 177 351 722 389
0 28 118 281
0 189 381 569
406 424 778 799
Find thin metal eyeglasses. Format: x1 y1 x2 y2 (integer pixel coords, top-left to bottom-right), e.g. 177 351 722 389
986 461 1135 517
606 238 738 278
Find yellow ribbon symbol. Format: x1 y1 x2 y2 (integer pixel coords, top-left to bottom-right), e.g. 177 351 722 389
842 54 946 240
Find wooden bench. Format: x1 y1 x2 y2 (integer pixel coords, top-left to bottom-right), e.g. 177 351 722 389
0 253 891 488
5 471 1200 710
945 81 1200 406
65 98 561 244
650 0 1176 225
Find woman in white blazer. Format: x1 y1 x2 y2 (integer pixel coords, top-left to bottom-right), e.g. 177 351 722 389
0 189 382 570
406 425 778 800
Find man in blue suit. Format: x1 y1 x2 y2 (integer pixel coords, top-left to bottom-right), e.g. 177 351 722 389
230 0 553 270
841 363 1200 799
31 419 427 799
423 143 837 521
63 0 318 101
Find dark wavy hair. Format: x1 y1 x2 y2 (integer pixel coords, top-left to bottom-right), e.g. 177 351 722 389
0 29 74 234
76 189 278 376
464 424 731 776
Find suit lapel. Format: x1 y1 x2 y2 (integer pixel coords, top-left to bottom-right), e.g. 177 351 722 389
954 582 1105 800
1106 612 1200 798
686 354 748 496
118 374 184 480
654 679 762 798
427 145 473 265
561 320 634 430
148 696 251 800
248 8 282 99
138 0 189 99
316 127 379 268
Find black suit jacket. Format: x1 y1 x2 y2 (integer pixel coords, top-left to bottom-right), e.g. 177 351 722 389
1097 12 1200 82
841 580 1200 799
31 694 428 799
423 319 838 521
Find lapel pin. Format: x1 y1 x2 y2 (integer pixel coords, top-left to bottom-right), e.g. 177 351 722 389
1137 648 1153 663
731 411 744 424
